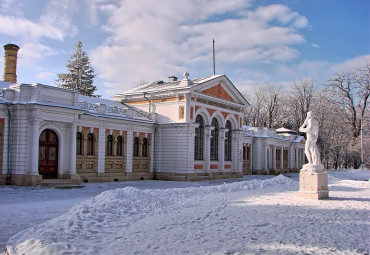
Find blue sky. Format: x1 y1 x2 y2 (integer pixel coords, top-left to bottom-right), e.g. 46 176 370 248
0 0 368 99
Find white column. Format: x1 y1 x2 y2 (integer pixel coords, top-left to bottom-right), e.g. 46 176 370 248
97 128 106 174
69 123 77 175
30 120 40 175
301 149 305 167
126 131 133 172
280 147 284 169
295 148 299 169
264 146 268 170
205 126 212 173
273 145 276 170
219 129 226 172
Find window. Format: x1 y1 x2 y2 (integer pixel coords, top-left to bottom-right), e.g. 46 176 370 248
133 137 139 157
87 133 94 155
247 146 251 160
142 138 148 157
210 118 219 160
106 135 113 156
243 145 246 160
276 148 281 161
225 120 232 161
117 136 123 156
194 115 204 160
76 132 82 155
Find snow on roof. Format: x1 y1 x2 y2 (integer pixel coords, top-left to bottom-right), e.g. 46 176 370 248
122 75 223 94
78 95 124 108
276 127 292 132
0 80 13 89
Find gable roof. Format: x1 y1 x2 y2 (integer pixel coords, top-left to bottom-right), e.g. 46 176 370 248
115 74 250 107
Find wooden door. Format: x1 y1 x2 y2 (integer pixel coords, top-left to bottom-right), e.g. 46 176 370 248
39 129 58 179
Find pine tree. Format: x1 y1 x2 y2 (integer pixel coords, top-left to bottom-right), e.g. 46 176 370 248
56 41 99 97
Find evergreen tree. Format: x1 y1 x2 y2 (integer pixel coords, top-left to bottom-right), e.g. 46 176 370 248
56 41 99 97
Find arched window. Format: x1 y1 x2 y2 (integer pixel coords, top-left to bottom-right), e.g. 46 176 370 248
106 135 113 156
142 138 148 157
194 115 204 160
76 132 82 155
87 133 94 155
210 118 219 160
117 136 123 156
133 137 139 157
225 120 232 161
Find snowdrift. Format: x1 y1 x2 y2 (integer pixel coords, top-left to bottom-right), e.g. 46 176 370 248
6 175 297 255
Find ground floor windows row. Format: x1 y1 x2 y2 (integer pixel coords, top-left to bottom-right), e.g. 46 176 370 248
75 131 151 158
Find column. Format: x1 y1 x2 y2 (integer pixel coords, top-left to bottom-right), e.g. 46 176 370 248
69 123 77 175
126 131 133 172
205 126 212 173
295 148 299 169
233 130 243 173
219 129 226 172
280 147 284 170
97 127 106 174
30 120 40 175
301 149 305 167
264 146 268 170
273 145 276 170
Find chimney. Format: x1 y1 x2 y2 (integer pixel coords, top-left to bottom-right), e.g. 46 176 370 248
3 44 20 83
168 76 178 82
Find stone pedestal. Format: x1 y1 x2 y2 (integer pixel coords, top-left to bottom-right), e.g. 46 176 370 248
299 164 329 200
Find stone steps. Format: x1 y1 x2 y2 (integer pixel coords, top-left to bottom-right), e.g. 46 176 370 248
41 179 84 189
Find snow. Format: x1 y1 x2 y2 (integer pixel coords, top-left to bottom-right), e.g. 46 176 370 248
1 170 369 255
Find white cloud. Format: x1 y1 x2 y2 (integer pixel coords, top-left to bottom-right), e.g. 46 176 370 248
330 55 370 73
0 0 78 42
18 43 59 66
0 0 24 17
90 0 309 95
311 43 320 48
35 71 55 80
0 15 66 41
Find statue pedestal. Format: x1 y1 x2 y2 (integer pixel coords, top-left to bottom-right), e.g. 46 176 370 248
299 164 329 200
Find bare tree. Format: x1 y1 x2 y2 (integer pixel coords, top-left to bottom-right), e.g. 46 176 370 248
244 84 282 128
286 79 318 130
324 63 369 138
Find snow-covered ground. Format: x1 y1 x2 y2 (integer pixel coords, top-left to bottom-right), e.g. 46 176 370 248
1 170 369 255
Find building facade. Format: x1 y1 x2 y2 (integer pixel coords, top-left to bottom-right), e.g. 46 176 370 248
0 45 305 186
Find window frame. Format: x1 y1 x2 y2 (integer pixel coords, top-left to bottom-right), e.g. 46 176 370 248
224 120 232 161
76 132 82 155
142 138 148 157
194 115 204 160
106 135 113 156
86 133 94 155
210 118 219 160
133 137 139 157
116 136 123 157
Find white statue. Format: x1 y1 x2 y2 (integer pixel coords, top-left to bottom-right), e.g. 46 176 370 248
299 111 321 165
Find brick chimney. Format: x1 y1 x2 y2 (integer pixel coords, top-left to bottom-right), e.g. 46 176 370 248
3 44 20 83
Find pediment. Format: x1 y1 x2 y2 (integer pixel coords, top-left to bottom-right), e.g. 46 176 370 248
201 84 236 103
194 75 249 106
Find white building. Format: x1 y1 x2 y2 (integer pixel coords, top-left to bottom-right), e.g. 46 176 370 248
0 44 305 186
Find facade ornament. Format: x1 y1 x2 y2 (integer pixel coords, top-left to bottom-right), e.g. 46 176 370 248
180 72 193 86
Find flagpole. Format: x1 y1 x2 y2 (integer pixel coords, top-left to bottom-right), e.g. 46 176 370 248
213 39 215 76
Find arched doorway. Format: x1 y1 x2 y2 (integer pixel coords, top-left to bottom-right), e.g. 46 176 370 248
39 129 58 179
